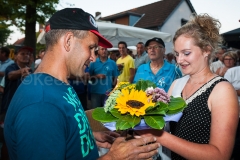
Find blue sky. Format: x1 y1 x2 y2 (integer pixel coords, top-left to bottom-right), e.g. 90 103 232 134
8 0 240 44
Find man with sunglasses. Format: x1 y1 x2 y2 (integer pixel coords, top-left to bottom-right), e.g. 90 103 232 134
134 37 182 92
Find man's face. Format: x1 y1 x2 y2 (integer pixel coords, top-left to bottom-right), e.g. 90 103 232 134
98 46 108 58
136 44 145 54
16 49 30 64
146 41 165 61
118 44 128 57
69 31 98 78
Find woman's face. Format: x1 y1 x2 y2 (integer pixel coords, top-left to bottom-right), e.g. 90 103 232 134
174 35 209 75
223 55 235 68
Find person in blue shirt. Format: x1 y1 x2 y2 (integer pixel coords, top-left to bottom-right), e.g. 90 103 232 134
89 46 119 108
68 66 90 110
134 37 182 92
0 47 14 83
4 8 160 160
0 46 14 115
134 37 182 160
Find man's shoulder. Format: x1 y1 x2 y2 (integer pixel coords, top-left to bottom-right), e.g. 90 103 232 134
126 55 134 62
163 60 175 70
107 58 116 64
226 66 240 75
6 63 18 71
211 60 222 66
136 63 149 72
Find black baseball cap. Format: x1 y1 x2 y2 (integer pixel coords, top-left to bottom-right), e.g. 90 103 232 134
46 8 113 48
145 37 165 47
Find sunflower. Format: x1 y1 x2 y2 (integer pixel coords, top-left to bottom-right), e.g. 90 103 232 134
114 88 155 116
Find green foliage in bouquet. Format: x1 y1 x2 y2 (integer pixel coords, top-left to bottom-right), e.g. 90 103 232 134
92 80 186 130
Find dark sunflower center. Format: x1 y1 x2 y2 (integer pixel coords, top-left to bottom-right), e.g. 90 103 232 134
126 100 144 109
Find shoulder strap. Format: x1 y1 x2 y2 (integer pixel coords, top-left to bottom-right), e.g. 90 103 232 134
172 75 190 97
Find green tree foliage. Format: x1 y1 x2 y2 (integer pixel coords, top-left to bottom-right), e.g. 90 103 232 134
0 0 59 56
0 22 12 46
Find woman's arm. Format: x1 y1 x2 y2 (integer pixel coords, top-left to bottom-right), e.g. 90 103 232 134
159 81 239 159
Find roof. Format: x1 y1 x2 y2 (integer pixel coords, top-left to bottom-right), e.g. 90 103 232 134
222 28 240 35
13 37 24 46
102 0 196 28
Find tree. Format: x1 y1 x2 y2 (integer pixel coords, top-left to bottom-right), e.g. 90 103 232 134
0 0 59 56
0 22 12 46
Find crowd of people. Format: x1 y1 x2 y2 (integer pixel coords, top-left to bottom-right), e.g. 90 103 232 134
0 7 239 160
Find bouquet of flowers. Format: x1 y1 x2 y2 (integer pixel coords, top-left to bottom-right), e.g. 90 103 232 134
92 80 186 130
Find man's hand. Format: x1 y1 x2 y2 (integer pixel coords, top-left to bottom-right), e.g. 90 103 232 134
20 67 31 79
93 131 120 149
100 136 160 160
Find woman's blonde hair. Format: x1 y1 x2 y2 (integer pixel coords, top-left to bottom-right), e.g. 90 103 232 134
173 14 223 55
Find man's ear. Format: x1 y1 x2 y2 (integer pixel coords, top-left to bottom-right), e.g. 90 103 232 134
63 32 74 52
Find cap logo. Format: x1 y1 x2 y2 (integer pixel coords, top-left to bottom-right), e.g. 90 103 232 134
89 16 98 29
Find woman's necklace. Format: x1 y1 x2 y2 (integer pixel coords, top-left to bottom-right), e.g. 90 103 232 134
183 72 213 100
183 82 199 100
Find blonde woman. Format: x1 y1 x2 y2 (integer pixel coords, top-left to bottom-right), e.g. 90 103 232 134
139 14 239 160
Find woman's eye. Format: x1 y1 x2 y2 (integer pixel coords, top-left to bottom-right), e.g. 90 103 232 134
184 51 191 56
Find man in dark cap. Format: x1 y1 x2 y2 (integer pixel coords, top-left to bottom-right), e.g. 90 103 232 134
1 46 33 115
134 37 182 92
4 8 159 160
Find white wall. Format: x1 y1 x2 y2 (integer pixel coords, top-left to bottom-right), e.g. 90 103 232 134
160 0 193 54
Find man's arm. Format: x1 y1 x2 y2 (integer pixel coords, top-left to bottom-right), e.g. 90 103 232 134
8 67 31 80
129 68 135 83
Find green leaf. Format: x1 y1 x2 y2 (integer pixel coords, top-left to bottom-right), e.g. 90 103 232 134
110 108 122 118
146 81 157 88
144 115 165 130
110 109 141 128
129 116 141 128
145 108 166 115
145 101 168 115
167 108 184 115
168 97 187 111
157 101 168 110
116 119 132 130
145 106 155 112
135 80 156 91
92 107 118 123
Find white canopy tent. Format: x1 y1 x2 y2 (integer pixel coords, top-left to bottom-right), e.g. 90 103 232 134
37 22 172 47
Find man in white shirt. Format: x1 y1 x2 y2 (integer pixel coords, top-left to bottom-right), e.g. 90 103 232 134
134 42 150 70
210 46 227 73
224 66 240 104
224 66 240 160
